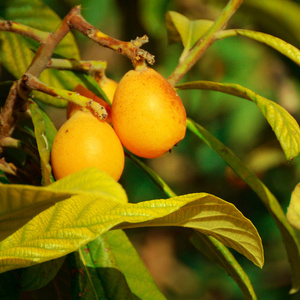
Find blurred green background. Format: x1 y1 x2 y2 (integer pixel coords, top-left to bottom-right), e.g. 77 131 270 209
46 0 300 299
4 0 300 299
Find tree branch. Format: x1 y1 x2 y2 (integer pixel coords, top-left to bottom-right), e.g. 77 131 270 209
168 0 243 86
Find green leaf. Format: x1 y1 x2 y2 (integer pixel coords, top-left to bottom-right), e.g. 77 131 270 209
187 118 300 294
217 29 300 66
0 188 263 273
69 234 140 299
0 270 20 299
105 230 165 300
191 232 257 300
128 153 258 299
0 168 127 242
165 11 214 49
20 256 65 291
29 100 56 185
238 0 300 48
287 183 300 231
177 81 300 160
0 0 82 107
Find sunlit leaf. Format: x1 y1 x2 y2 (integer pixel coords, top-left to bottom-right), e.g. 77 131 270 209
191 232 257 300
217 29 300 66
237 0 300 48
0 188 263 274
177 81 300 160
165 11 213 49
0 168 127 242
287 183 300 231
187 118 300 294
128 153 258 298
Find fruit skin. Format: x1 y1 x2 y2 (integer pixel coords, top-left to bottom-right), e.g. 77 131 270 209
67 84 112 123
111 67 186 159
99 77 118 104
51 110 125 181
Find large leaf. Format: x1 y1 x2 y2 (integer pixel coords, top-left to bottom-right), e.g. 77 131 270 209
191 232 257 300
0 168 127 242
0 0 82 107
165 11 214 49
187 118 300 294
128 153 258 299
0 180 263 273
177 81 300 160
287 183 300 231
217 29 300 66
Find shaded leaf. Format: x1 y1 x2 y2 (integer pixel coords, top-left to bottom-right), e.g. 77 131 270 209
287 183 300 231
0 270 20 299
29 100 56 185
177 81 300 160
20 256 65 291
70 235 140 300
165 11 213 49
191 232 257 300
187 118 300 294
0 168 127 242
0 190 263 273
105 230 165 300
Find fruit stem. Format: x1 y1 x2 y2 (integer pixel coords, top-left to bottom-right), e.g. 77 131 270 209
168 0 243 86
47 58 108 75
21 73 108 120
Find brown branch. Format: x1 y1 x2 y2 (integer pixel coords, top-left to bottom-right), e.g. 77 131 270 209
68 10 155 65
0 82 28 156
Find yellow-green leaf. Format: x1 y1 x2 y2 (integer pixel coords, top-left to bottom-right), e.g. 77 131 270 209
165 11 214 49
216 29 300 66
0 191 263 273
187 118 300 294
0 168 127 242
287 183 300 231
177 81 300 160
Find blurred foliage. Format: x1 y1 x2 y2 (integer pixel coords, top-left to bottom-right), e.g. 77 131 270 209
1 0 300 299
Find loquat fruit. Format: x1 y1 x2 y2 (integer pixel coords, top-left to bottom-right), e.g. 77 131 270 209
111 67 186 159
51 110 125 181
